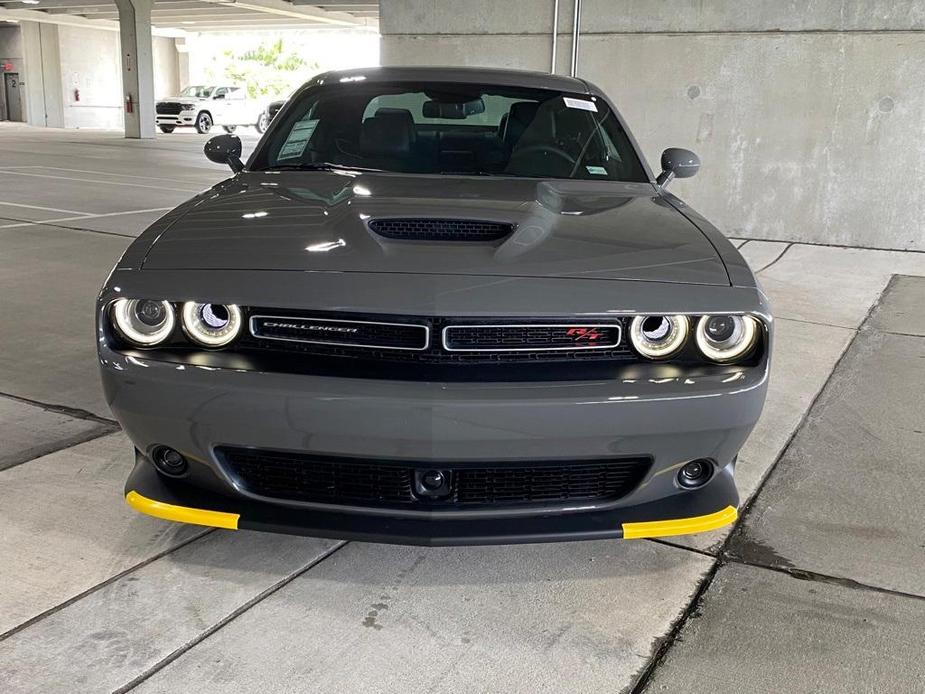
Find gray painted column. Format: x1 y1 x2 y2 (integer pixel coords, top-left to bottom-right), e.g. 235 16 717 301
20 21 64 128
114 0 155 138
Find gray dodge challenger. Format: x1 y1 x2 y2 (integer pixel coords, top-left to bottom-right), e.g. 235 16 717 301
98 67 772 545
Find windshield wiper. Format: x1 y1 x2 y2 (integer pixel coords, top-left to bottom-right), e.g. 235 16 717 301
263 162 383 173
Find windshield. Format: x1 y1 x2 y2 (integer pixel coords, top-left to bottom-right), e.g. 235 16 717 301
179 86 215 98
253 81 647 181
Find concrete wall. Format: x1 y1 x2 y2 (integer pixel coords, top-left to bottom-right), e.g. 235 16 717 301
380 0 925 251
17 23 179 131
59 25 123 130
152 35 179 100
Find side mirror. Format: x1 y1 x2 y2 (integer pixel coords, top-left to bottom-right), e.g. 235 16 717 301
204 134 244 173
656 148 700 189
213 93 226 100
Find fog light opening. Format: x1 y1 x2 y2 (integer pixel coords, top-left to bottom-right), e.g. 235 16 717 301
677 459 713 489
152 446 188 477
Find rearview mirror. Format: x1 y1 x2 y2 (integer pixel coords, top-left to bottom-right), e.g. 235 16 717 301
204 134 244 173
422 98 485 119
656 148 700 189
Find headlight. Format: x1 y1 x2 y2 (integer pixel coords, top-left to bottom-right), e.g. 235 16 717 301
111 299 175 346
629 315 689 359
181 103 196 111
181 302 242 347
695 315 759 362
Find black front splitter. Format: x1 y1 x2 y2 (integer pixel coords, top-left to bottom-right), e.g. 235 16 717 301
125 459 739 546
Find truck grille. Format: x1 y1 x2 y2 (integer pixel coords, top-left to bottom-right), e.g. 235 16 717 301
217 446 651 510
156 102 183 115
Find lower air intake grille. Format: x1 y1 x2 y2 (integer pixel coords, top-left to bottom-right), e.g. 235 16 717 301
368 218 514 242
217 447 651 510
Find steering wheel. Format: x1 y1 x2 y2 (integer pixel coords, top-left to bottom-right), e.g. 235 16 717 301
508 143 577 168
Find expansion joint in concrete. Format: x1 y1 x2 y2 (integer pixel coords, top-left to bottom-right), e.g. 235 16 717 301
114 540 350 693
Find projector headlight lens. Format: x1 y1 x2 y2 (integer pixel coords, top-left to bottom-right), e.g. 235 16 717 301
630 315 689 359
181 302 242 347
696 315 759 362
111 299 175 346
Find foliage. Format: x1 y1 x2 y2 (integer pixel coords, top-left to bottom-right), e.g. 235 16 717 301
220 39 318 100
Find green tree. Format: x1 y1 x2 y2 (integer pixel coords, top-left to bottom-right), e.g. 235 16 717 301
223 39 318 99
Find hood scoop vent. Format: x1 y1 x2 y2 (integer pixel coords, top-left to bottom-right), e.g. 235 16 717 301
368 218 514 242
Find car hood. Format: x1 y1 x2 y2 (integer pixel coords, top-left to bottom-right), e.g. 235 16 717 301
141 171 730 285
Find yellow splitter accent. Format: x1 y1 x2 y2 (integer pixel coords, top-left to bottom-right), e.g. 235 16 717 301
125 491 239 530
622 505 737 539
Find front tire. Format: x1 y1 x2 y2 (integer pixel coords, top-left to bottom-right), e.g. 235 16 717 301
195 112 213 134
223 125 237 134
255 112 269 134
159 125 175 134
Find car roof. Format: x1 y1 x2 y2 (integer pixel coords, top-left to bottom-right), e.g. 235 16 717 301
307 66 591 93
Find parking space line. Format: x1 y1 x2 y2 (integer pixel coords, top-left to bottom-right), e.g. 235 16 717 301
0 200 91 216
0 169 202 193
0 207 173 230
5 165 214 186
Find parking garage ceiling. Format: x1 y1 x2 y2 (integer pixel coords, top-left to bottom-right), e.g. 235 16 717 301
0 0 378 33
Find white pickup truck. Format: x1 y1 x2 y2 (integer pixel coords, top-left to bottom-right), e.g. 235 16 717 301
155 85 267 135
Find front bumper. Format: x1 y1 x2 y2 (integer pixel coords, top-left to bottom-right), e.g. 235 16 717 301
103 340 765 545
125 455 738 545
156 114 196 126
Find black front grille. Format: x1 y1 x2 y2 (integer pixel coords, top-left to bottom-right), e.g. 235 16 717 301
156 102 182 115
445 324 622 351
217 446 651 510
250 315 428 350
243 310 632 366
368 218 514 242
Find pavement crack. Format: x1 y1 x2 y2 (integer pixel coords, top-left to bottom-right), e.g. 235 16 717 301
628 276 893 691
627 558 726 693
114 540 349 694
754 242 794 274
727 557 925 603
0 390 117 426
0 425 118 473
0 529 214 644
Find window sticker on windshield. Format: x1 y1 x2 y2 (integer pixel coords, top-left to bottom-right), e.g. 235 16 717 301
586 165 608 175
278 119 319 160
564 97 598 112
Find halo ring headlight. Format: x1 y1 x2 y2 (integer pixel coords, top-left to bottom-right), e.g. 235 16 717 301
181 302 242 347
630 315 689 359
111 299 175 346
696 315 759 363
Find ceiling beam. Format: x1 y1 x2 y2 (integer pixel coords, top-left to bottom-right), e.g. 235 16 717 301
0 6 185 35
198 0 371 27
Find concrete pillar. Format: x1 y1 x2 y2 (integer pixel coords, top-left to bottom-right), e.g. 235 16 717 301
114 0 155 138
175 37 190 90
20 21 64 128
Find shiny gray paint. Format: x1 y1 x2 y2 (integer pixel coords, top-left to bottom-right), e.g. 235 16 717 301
98 67 772 530
138 174 730 286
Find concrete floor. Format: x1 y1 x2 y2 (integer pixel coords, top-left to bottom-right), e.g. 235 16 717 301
2 122 924 693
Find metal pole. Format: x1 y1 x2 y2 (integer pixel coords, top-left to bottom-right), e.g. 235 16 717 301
550 0 560 74
570 0 581 77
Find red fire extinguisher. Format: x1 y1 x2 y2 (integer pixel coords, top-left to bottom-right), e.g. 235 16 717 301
125 94 133 114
